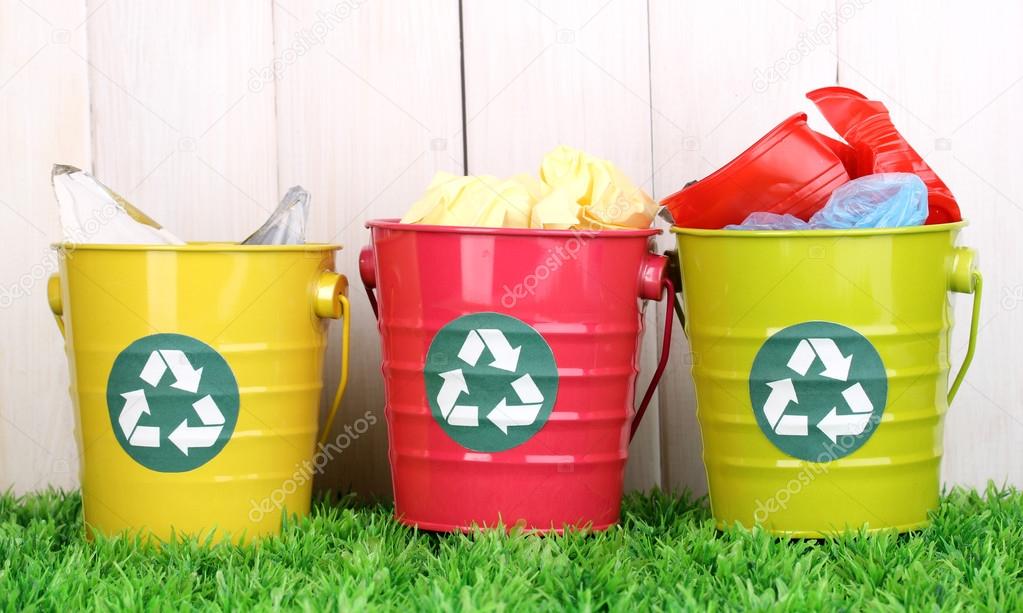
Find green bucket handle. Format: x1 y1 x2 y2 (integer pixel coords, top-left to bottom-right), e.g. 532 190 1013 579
663 245 982 406
947 247 982 405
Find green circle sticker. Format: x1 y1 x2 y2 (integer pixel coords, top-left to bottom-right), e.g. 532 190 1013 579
106 333 240 472
749 321 887 462
425 313 558 452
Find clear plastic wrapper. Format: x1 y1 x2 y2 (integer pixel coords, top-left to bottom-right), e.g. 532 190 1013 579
242 185 310 245
725 212 812 231
52 164 184 244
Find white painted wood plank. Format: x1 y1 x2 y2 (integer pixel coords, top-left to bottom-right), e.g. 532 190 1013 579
273 0 464 500
462 0 660 491
649 0 839 497
86 0 279 241
837 0 1023 490
0 0 91 492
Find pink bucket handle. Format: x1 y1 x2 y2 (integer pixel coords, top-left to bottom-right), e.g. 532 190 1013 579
359 244 379 319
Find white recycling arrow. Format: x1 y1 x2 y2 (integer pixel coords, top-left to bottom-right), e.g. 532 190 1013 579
140 352 168 387
817 407 872 443
477 329 521 372
436 369 479 427
841 382 873 414
487 374 545 434
447 406 479 428
487 398 543 434
775 414 808 436
119 389 150 437
191 394 225 425
167 395 226 455
786 340 816 377
437 369 469 417
119 389 160 448
457 330 486 366
808 338 852 381
763 378 797 429
168 421 222 455
158 349 204 393
510 373 543 404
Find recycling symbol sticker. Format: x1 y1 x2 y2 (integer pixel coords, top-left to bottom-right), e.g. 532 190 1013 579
749 321 887 462
106 333 240 472
425 312 558 452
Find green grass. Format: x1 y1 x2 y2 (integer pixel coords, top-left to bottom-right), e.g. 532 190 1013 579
1 486 1021 611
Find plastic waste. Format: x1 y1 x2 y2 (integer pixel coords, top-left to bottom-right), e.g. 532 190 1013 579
727 173 928 231
242 185 311 245
811 173 928 229
660 114 851 229
401 146 656 230
725 212 812 231
807 86 961 224
52 164 184 244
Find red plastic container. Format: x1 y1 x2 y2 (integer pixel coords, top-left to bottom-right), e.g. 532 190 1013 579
661 113 851 229
361 220 673 532
807 86 961 224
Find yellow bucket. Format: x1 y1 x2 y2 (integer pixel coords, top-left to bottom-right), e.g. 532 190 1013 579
47 243 351 541
670 222 981 536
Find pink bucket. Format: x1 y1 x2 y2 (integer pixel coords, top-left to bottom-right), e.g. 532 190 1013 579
360 220 673 532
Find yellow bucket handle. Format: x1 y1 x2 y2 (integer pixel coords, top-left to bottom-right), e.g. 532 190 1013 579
946 246 981 405
47 274 66 338
313 272 352 447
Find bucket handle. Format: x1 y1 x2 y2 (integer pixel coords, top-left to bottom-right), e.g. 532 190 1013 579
47 274 66 338
359 245 379 319
630 275 675 441
947 247 982 405
662 249 687 336
313 271 352 447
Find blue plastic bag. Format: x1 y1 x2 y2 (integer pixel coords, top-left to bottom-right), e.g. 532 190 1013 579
726 173 928 231
810 173 928 229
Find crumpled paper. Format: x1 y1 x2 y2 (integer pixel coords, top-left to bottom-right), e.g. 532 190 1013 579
52 164 185 244
401 146 656 230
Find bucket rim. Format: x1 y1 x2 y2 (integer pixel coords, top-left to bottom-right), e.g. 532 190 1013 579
48 242 343 253
365 218 660 238
670 220 968 238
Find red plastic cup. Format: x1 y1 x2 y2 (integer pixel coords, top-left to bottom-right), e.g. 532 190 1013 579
807 86 961 224
661 113 851 229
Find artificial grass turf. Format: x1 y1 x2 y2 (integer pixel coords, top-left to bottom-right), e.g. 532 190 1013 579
0 487 1020 611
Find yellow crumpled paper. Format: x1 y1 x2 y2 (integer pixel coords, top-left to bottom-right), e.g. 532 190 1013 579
400 146 656 230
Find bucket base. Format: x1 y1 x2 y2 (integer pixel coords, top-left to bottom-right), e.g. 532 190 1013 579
395 514 617 535
716 517 931 539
